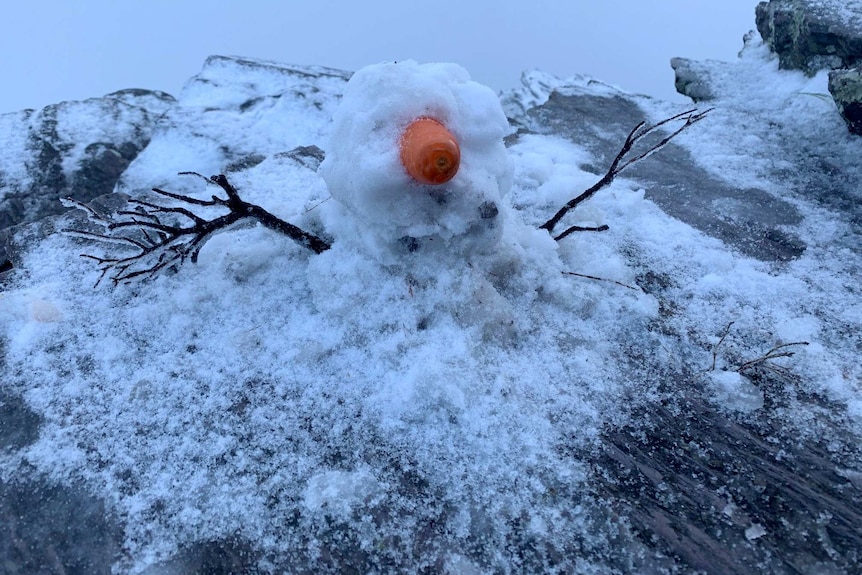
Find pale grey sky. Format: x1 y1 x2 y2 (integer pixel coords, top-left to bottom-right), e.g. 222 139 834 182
1 1 760 114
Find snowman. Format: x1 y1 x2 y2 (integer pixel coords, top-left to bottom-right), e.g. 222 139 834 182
318 60 517 263
303 61 563 342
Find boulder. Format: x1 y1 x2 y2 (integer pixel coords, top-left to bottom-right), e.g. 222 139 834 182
829 64 862 134
671 56 716 102
755 0 862 72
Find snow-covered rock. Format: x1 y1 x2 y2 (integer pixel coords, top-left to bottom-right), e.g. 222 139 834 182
0 88 175 231
1 23 861 575
829 64 862 134
755 0 862 72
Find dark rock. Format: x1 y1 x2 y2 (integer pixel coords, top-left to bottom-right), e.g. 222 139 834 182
140 537 260 575
596 389 862 574
276 145 327 170
0 89 175 231
829 65 862 134
756 0 862 73
225 153 268 173
0 392 42 451
0 477 122 575
520 91 806 262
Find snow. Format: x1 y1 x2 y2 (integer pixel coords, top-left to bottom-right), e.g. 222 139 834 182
1 41 861 572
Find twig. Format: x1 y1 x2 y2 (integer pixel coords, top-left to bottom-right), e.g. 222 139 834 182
562 271 641 292
710 321 735 372
64 173 330 286
540 108 712 240
735 341 810 374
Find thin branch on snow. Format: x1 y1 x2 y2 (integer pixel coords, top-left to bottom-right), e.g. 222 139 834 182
734 341 810 375
561 271 642 292
705 321 809 380
540 108 712 241
710 321 735 372
64 172 330 286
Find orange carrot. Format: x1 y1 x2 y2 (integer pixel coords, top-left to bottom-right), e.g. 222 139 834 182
399 117 460 185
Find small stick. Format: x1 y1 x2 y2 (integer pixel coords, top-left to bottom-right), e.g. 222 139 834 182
562 271 642 292
541 108 711 238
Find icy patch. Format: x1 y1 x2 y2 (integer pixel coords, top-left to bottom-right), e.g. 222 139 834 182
707 370 764 413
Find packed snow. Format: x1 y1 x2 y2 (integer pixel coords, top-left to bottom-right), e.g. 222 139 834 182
1 38 861 573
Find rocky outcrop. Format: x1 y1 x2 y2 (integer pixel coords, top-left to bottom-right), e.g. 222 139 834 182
0 56 350 278
755 0 862 72
671 57 716 102
829 64 862 134
0 89 176 231
754 0 862 135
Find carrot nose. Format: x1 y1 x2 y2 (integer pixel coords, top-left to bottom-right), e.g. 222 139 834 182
399 117 460 185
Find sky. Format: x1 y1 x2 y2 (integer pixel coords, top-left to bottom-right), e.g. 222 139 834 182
0 1 760 114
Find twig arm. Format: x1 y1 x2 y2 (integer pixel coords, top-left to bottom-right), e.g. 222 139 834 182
540 108 711 237
66 172 330 286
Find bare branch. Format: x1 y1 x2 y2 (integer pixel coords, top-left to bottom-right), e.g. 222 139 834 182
562 271 642 292
65 172 330 286
710 322 735 372
553 224 609 242
540 108 712 237
735 341 810 374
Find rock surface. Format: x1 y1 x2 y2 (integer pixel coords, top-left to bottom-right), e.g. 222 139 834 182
753 0 862 136
671 56 717 102
0 89 175 231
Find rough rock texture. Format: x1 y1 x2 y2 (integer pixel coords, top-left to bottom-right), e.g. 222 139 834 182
0 89 176 231
755 0 862 72
753 0 862 136
829 64 862 133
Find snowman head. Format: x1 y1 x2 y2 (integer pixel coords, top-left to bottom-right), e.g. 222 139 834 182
319 61 513 262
